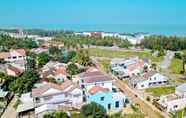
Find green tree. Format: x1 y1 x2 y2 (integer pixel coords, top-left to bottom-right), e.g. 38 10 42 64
76 50 92 66
44 112 69 118
67 63 80 77
80 102 107 118
9 71 40 95
37 52 50 68
49 46 63 61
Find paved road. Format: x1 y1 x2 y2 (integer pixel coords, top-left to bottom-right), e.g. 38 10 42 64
160 51 175 69
113 78 170 118
1 97 17 118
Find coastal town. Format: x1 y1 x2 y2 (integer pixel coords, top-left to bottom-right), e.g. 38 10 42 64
0 29 185 118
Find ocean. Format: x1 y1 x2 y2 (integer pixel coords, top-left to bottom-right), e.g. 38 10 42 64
3 24 186 36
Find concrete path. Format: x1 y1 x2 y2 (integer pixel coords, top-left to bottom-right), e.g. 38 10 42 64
1 96 17 118
160 51 175 69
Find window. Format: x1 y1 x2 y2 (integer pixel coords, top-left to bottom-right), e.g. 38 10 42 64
19 56 22 58
100 97 104 101
115 101 119 108
154 77 156 80
108 104 111 110
102 83 104 86
12 56 17 59
141 85 144 87
173 105 178 108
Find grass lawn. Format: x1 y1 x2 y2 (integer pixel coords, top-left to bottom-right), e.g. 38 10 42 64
169 58 183 74
86 48 163 62
145 86 175 97
99 60 111 72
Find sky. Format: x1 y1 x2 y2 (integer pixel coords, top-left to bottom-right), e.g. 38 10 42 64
0 0 186 27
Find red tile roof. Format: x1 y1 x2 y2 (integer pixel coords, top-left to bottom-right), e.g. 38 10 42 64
88 86 109 94
0 49 26 59
7 64 23 76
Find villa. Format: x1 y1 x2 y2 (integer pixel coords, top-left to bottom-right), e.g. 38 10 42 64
40 61 68 82
156 83 186 112
130 71 168 89
111 57 149 79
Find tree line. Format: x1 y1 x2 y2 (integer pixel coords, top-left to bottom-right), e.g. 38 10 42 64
0 34 38 51
54 33 132 49
140 35 186 51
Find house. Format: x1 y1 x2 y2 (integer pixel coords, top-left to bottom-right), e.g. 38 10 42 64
79 69 113 92
31 80 83 118
130 71 168 89
87 86 126 111
17 93 35 118
6 64 24 77
156 83 186 112
111 57 149 79
40 61 67 82
30 48 48 54
0 49 26 62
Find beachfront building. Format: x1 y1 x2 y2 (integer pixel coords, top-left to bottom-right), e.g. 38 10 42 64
130 71 168 89
156 83 186 112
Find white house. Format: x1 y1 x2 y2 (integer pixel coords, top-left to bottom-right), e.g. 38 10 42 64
157 83 186 112
130 71 168 89
111 57 149 79
79 69 113 92
31 80 83 118
0 49 26 62
40 61 68 82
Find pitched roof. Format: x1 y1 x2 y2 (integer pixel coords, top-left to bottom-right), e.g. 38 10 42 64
81 71 112 83
88 86 109 94
14 49 26 55
0 52 10 59
40 66 67 79
32 80 74 97
0 49 26 59
7 64 23 76
176 83 186 92
143 71 157 78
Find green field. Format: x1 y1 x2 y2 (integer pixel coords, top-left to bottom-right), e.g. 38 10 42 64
86 48 163 62
169 58 183 74
145 86 175 97
99 60 111 72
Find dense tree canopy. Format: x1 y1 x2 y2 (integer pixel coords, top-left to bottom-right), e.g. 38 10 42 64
0 34 38 51
54 33 132 49
9 71 40 95
140 35 186 51
80 102 107 118
37 52 50 68
67 63 81 76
